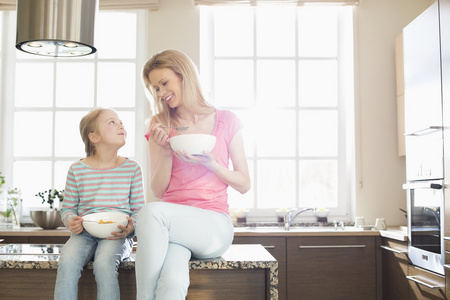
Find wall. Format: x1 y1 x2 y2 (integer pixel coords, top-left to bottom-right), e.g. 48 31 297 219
354 0 435 226
145 0 435 226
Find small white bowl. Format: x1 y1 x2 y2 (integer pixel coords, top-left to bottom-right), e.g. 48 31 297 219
82 212 128 238
169 134 216 156
233 209 249 219
360 225 374 231
275 209 292 218
314 209 330 218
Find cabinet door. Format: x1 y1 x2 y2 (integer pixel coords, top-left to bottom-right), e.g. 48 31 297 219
233 236 286 300
403 0 443 181
408 265 445 299
381 238 408 300
287 236 376 300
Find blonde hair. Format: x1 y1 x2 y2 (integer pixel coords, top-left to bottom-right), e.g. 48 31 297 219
79 107 112 157
142 49 214 126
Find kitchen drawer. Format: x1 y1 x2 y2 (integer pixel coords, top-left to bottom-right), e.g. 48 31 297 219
287 236 377 300
408 265 445 300
381 238 408 300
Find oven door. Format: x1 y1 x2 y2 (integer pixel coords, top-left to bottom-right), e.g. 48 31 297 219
404 180 445 275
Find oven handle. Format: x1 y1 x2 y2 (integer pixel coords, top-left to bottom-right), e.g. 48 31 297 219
380 245 408 254
402 182 443 190
406 276 444 289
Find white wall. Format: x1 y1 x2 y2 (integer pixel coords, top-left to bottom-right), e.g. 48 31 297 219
144 0 436 226
355 0 435 226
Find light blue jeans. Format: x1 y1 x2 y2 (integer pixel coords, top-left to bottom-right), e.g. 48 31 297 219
135 202 234 300
54 231 133 300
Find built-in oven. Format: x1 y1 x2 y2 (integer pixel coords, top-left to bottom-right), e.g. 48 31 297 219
404 180 445 275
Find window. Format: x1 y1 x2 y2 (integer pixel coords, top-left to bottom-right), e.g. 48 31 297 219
0 10 148 219
200 5 355 221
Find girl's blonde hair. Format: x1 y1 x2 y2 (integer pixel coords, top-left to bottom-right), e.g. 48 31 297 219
79 107 111 157
142 49 214 126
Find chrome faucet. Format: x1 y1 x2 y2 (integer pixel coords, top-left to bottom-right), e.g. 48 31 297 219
284 208 316 231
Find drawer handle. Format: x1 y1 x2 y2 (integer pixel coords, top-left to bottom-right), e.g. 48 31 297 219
263 246 275 249
380 245 407 254
299 245 366 249
406 276 443 289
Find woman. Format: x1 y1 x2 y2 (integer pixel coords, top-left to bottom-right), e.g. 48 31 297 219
135 49 250 299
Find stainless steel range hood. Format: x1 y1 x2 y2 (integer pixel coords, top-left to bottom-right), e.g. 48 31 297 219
15 0 98 57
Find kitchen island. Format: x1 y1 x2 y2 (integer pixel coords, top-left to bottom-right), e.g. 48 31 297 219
0 243 278 300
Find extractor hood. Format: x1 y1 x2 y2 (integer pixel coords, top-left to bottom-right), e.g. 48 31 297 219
15 0 98 57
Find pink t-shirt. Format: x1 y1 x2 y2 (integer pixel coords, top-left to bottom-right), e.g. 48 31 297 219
145 109 243 214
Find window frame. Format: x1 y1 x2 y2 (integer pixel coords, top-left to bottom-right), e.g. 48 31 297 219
200 5 355 222
0 9 149 221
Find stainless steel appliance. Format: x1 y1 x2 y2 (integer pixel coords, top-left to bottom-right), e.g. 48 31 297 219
404 180 445 275
403 0 446 275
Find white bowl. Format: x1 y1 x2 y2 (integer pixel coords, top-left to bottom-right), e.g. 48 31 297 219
169 134 216 156
275 208 293 218
233 209 249 218
314 209 330 218
82 212 128 238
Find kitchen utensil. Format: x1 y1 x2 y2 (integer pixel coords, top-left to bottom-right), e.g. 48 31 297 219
360 225 374 230
82 220 99 223
161 126 189 131
169 134 216 155
30 210 64 229
354 216 365 228
375 218 387 230
82 212 128 238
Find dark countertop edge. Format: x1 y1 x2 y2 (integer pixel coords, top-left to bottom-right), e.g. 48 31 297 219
0 226 408 241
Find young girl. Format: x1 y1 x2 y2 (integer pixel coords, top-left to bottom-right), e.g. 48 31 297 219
135 50 251 299
54 107 145 300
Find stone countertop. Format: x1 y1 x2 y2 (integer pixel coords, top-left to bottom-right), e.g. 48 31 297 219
0 243 278 299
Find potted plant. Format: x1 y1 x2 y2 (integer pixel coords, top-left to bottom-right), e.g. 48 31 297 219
0 172 22 229
35 189 64 210
31 189 65 229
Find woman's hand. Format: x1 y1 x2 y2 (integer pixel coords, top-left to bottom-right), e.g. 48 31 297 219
173 150 217 169
67 216 84 235
149 123 171 151
108 216 134 240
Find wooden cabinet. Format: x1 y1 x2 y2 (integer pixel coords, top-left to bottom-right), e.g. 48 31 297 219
286 236 377 300
408 265 445 299
381 238 409 300
233 236 286 300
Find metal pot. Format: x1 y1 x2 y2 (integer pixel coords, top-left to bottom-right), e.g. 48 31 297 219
30 210 63 229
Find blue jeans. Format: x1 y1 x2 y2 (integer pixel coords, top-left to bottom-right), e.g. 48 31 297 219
135 202 234 300
54 231 133 300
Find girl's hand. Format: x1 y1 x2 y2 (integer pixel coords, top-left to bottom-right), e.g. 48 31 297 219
150 123 171 150
68 216 84 235
108 216 134 240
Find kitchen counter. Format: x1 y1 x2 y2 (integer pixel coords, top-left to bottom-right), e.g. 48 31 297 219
0 243 278 300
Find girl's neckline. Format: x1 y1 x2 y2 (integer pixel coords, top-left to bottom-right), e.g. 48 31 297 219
80 157 128 170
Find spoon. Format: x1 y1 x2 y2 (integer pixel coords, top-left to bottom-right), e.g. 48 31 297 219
161 126 189 131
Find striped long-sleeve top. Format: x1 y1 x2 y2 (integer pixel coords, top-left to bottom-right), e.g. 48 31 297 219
61 158 145 234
